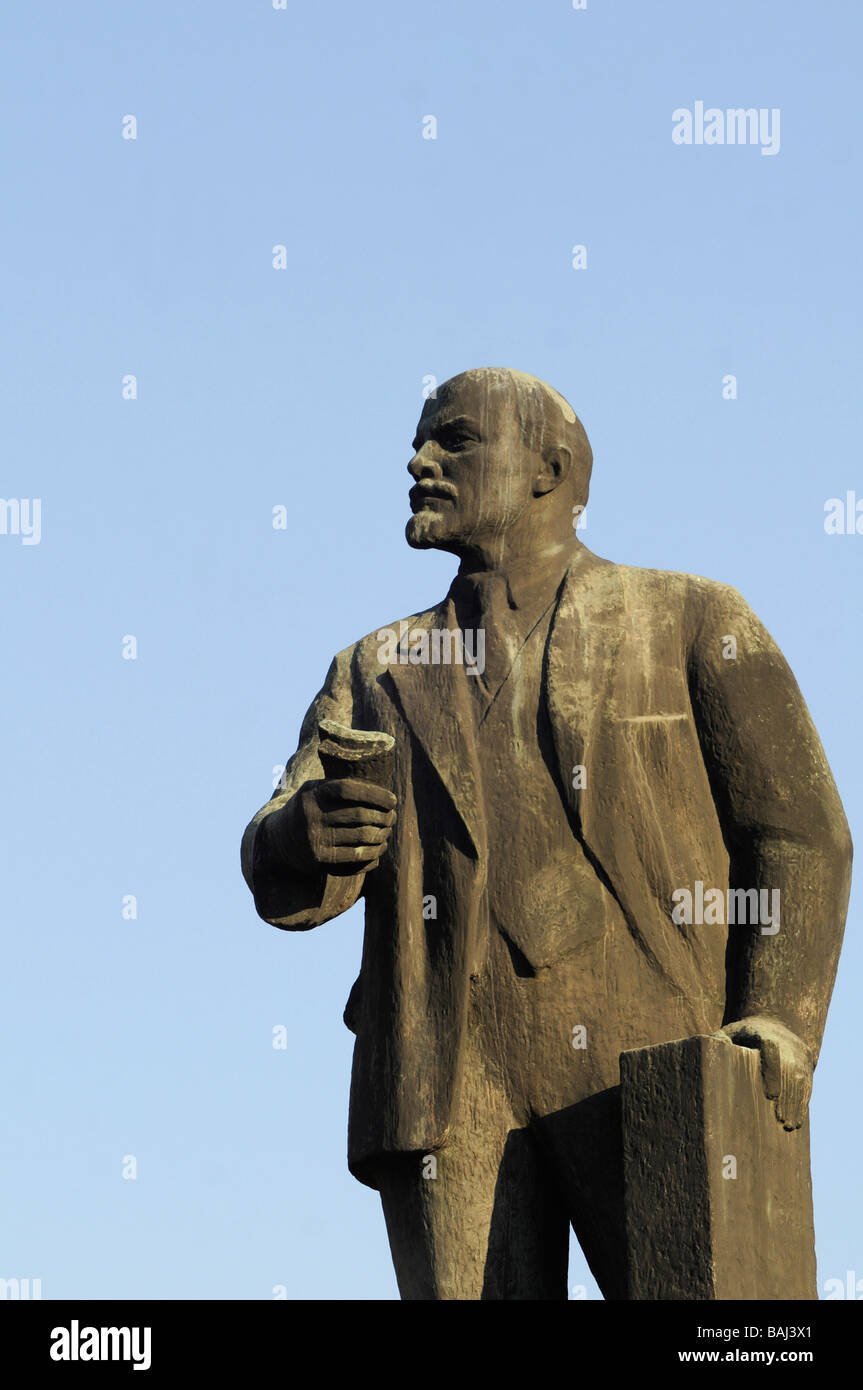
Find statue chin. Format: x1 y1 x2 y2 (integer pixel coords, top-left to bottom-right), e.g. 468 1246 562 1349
405 512 452 549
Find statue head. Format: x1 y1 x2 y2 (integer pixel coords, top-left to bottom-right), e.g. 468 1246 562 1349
405 368 592 565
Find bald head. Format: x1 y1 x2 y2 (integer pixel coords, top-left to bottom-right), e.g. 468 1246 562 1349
452 369 590 484
406 367 593 565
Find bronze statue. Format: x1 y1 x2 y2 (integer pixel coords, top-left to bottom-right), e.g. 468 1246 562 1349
241 368 851 1299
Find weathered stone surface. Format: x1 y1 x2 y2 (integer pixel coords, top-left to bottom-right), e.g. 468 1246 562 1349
621 1035 817 1300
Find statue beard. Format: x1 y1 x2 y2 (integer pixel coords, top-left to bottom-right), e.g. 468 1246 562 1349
405 509 452 549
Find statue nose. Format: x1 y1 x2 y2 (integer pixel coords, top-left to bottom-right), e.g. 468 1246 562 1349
408 449 443 480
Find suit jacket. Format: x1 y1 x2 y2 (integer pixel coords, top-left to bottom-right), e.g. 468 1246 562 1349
241 543 852 1185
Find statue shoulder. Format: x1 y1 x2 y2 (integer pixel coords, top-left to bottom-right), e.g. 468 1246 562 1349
333 603 445 670
602 557 750 618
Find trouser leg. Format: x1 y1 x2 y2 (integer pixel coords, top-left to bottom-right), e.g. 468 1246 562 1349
534 1086 630 1300
376 1040 570 1300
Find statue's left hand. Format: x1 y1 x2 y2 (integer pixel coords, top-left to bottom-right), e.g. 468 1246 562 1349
719 1016 813 1130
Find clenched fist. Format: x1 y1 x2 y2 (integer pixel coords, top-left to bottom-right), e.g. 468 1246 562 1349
267 777 397 876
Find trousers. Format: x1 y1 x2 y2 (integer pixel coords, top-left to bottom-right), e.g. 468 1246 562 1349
373 924 664 1300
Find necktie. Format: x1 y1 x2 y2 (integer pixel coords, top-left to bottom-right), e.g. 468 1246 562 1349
470 573 521 697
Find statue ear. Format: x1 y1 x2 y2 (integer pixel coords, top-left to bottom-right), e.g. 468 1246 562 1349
534 444 572 497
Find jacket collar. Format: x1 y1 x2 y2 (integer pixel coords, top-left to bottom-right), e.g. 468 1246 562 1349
447 551 571 629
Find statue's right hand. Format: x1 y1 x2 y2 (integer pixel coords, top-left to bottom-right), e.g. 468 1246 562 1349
276 778 397 875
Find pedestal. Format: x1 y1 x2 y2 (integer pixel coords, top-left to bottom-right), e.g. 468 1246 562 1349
620 1034 817 1300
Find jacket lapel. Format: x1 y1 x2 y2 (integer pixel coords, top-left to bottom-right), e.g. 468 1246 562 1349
545 544 626 855
385 599 487 862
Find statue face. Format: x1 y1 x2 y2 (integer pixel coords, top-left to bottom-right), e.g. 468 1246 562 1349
405 375 535 555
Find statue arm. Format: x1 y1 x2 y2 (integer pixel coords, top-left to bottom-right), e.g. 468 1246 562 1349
686 579 852 1122
241 645 367 929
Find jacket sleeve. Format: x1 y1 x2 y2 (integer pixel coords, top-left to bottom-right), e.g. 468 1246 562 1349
686 578 852 1063
240 644 367 929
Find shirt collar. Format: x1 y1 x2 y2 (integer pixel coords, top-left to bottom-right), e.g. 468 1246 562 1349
448 549 572 624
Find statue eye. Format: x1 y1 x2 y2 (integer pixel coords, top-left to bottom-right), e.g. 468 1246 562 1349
444 431 476 451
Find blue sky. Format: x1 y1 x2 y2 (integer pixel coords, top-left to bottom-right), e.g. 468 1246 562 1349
1 1 860 1299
